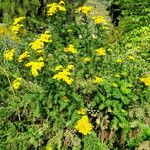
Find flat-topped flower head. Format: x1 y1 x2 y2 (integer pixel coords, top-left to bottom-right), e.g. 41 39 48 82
93 76 104 84
77 6 93 16
64 44 77 54
75 115 93 135
25 60 45 77
47 1 66 16
92 16 106 24
95 48 106 56
13 17 25 25
140 75 150 86
18 51 30 62
53 65 74 85
12 77 22 90
4 48 16 60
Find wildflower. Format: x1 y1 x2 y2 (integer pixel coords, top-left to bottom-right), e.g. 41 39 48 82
10 24 24 35
83 57 91 63
12 77 22 90
18 51 30 62
77 108 86 115
29 31 52 52
112 83 118 88
75 115 93 135
4 48 16 60
92 16 106 24
64 44 77 54
66 65 74 70
53 65 74 85
29 39 44 51
54 65 63 71
77 6 93 16
25 61 45 77
93 77 103 84
95 48 106 56
47 2 66 16
13 17 25 25
39 31 52 43
140 75 150 86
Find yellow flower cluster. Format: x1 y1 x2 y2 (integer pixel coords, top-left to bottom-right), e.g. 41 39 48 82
75 115 93 135
10 17 25 35
13 17 25 25
53 65 74 85
95 48 106 56
25 57 45 77
92 16 106 24
77 108 86 115
47 1 66 16
12 77 22 90
29 31 52 53
18 51 30 62
140 75 150 86
77 6 93 16
64 44 77 54
93 76 103 84
4 48 16 60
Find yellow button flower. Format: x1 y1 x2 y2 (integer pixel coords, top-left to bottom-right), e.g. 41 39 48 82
77 6 93 16
140 76 150 86
95 48 106 56
53 65 74 85
47 2 66 16
18 51 30 62
13 17 25 25
25 61 45 77
4 48 16 60
92 16 106 24
64 44 77 54
93 76 103 84
75 115 93 135
12 77 22 90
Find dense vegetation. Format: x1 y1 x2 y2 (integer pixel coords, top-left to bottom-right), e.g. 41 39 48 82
0 0 149 149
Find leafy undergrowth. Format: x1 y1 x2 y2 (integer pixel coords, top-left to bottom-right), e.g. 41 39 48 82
0 0 149 150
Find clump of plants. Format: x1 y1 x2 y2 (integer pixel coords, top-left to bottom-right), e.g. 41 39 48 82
0 0 149 149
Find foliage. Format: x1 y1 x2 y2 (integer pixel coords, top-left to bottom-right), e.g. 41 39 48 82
0 0 149 149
